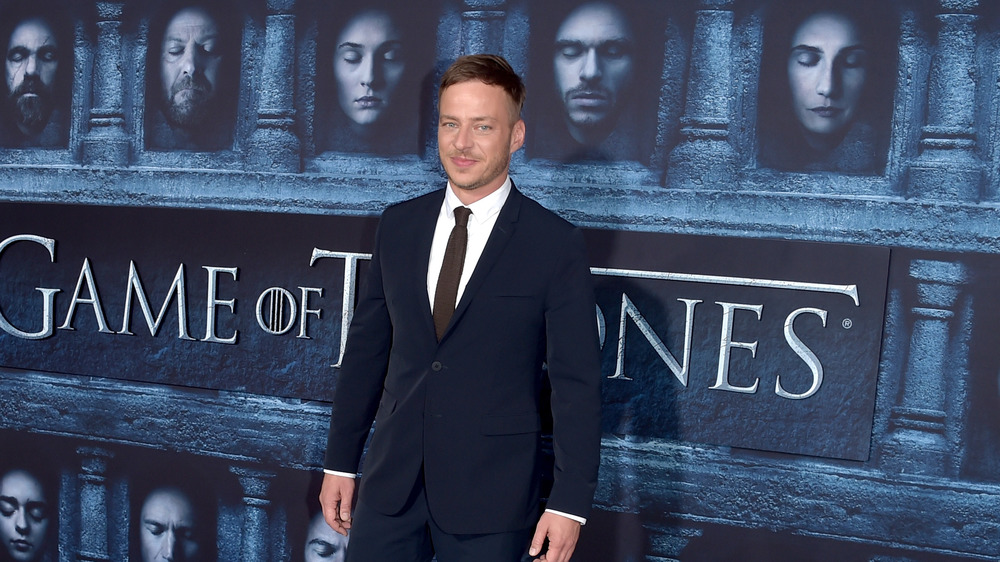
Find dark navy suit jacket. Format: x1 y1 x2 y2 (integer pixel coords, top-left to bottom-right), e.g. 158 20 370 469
324 184 602 535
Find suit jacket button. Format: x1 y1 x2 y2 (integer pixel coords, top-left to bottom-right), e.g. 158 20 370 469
431 361 443 371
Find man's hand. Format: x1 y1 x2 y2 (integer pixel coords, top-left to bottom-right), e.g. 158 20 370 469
528 511 581 562
319 473 356 536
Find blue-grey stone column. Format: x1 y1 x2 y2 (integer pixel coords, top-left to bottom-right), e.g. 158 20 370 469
82 1 130 166
667 0 737 187
76 446 114 562
230 466 275 562
881 260 968 477
249 0 300 172
906 0 982 201
461 0 506 55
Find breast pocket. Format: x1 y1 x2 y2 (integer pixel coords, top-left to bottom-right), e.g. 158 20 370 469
479 293 542 323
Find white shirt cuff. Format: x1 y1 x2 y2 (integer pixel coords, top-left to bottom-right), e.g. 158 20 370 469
322 471 584 525
323 469 359 478
545 508 586 525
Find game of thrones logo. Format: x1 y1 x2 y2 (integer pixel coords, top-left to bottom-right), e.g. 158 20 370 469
0 203 889 460
584 230 889 460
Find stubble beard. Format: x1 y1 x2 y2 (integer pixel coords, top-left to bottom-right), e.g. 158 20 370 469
8 76 54 134
164 75 215 129
446 151 511 193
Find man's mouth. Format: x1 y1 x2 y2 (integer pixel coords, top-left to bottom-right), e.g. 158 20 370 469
13 83 43 98
171 77 210 100
570 90 608 100
449 154 477 167
173 87 207 103
567 89 610 109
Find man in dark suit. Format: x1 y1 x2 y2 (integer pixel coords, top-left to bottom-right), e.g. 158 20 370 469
319 54 602 562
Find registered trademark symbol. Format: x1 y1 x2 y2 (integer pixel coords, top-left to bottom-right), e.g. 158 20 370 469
842 318 853 329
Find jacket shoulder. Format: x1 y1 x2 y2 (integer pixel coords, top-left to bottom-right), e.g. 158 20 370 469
515 191 579 237
380 189 444 222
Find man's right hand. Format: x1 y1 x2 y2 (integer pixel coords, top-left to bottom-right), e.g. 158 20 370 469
319 473 357 536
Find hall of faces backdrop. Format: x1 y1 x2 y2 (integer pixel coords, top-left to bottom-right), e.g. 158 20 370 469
0 0 998 560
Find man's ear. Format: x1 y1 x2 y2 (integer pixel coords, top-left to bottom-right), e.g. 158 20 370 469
510 119 526 154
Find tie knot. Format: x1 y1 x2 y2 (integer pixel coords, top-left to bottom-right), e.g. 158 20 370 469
453 206 471 228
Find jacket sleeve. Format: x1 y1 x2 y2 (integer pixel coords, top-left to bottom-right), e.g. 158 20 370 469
323 218 393 473
542 226 603 519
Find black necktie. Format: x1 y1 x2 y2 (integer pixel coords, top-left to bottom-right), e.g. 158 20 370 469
433 206 472 340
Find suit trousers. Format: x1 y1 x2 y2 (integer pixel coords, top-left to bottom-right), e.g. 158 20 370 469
345 468 534 562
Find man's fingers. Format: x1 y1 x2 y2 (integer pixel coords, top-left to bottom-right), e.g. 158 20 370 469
528 524 547 557
339 484 354 528
319 492 346 535
539 540 570 562
320 496 346 535
318 473 356 536
529 512 580 561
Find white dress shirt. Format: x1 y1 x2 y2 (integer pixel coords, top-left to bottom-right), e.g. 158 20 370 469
426 178 511 311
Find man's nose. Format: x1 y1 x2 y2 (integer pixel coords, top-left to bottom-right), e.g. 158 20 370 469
453 124 473 150
579 48 601 81
23 54 39 76
179 46 198 76
160 529 176 561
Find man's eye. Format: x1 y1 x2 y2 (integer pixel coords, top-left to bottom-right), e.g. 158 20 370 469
7 48 27 63
144 524 165 536
311 542 335 556
558 45 583 58
167 47 184 57
39 50 57 62
599 43 630 59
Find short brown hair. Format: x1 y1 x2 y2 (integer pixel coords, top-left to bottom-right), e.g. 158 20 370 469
439 54 526 120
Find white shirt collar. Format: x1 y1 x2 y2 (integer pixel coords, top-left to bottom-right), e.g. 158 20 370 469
444 176 512 224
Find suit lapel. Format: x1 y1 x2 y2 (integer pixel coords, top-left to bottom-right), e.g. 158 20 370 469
443 184 523 337
411 190 444 338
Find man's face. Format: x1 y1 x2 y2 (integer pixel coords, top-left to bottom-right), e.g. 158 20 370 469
304 512 347 562
333 10 405 129
139 488 201 562
553 2 634 143
437 80 525 202
0 470 50 562
5 18 59 135
160 7 222 129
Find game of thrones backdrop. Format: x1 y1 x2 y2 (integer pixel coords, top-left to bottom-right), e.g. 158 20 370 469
0 0 998 560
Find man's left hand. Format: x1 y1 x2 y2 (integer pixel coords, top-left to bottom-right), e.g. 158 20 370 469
528 511 581 562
